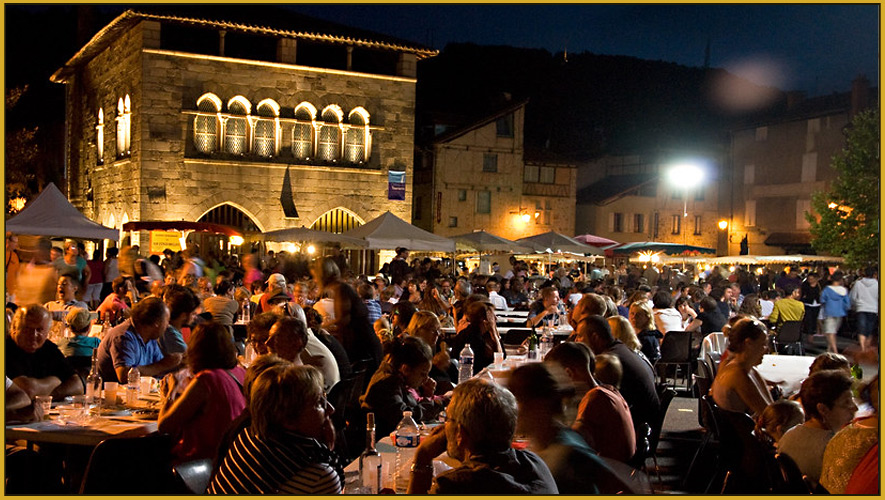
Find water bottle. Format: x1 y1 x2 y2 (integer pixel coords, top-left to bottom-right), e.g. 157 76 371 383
394 411 420 493
540 325 553 358
458 344 474 384
126 366 140 405
85 350 102 407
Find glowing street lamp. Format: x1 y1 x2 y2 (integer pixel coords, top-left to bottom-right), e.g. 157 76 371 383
666 159 707 268
718 220 728 230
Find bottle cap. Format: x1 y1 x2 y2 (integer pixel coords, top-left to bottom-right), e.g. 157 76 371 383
403 411 412 418
367 412 375 427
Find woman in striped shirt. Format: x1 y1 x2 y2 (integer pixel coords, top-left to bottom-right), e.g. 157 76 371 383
208 364 344 494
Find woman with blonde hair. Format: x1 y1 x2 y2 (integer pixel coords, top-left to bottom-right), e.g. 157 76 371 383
607 315 654 369
629 301 663 364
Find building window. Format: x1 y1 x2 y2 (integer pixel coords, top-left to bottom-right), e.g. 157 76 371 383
496 114 514 137
96 108 104 165
194 93 220 154
253 99 279 158
694 187 705 201
671 214 681 235
458 189 467 201
539 166 556 184
633 213 644 233
611 212 623 233
524 164 539 182
694 215 703 235
653 212 660 239
224 97 250 154
745 200 757 227
755 126 768 141
476 191 491 214
744 164 755 185
801 153 817 183
482 153 498 173
543 200 551 225
448 216 458 228
292 103 316 160
318 106 343 161
345 107 371 163
115 95 131 157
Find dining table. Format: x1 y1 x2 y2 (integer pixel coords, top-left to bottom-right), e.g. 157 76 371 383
754 354 814 397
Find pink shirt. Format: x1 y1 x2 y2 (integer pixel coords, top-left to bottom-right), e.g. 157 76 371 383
574 384 636 463
171 366 246 463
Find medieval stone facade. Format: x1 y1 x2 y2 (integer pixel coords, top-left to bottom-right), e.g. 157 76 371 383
52 9 435 246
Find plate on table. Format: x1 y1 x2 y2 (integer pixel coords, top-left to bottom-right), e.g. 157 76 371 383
99 407 132 417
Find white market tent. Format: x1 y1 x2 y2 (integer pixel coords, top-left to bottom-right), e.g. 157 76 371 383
261 226 367 248
6 183 119 241
515 231 604 256
341 211 455 252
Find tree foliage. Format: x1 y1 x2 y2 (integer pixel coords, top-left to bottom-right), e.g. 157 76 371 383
807 108 880 268
5 85 41 215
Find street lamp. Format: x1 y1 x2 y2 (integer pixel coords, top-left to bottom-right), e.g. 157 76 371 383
666 160 706 271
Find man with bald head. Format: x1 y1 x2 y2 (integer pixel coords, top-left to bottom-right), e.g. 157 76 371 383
573 315 659 459
568 293 608 329
7 304 84 399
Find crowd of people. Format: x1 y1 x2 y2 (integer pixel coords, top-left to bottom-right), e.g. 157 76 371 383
3 233 879 494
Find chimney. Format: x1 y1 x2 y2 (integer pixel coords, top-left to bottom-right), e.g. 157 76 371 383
851 75 870 117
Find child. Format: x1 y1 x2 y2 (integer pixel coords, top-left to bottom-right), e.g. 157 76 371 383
61 307 101 376
755 399 804 447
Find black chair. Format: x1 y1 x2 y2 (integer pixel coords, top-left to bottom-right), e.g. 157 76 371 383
173 458 213 494
645 385 677 489
683 394 722 492
655 331 693 393
79 433 185 494
772 320 803 355
693 358 714 424
772 452 811 494
712 401 778 494
501 328 532 346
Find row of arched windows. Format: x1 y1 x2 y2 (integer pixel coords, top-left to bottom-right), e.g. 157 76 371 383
193 93 372 164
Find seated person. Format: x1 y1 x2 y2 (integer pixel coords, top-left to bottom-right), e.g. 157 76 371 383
43 273 90 339
710 317 773 417
59 307 100 375
754 399 804 447
686 296 727 335
208 364 343 494
95 296 175 383
527 287 567 328
202 279 239 332
652 291 683 334
820 374 878 494
96 276 131 324
245 311 277 358
265 316 307 367
628 301 663 364
7 304 84 399
269 308 341 392
405 311 456 394
6 376 43 423
778 369 856 485
447 300 503 375
361 336 447 438
160 285 201 373
544 342 636 463
509 363 635 494
158 322 246 464
407 378 558 494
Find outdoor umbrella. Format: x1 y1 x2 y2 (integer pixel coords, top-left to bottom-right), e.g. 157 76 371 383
573 233 619 247
515 231 604 255
605 241 716 257
6 182 120 241
451 230 533 254
262 226 367 248
341 211 455 252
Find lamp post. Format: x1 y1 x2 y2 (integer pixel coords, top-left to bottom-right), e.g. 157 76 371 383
665 161 705 271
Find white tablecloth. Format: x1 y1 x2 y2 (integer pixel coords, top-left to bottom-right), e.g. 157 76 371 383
755 354 814 396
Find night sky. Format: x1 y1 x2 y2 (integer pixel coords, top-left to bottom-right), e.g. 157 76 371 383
284 3 878 97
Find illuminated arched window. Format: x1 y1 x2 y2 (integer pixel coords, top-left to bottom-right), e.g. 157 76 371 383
345 107 371 163
194 93 221 153
310 207 364 233
253 99 279 158
292 102 316 160
115 95 131 157
318 105 343 162
224 96 250 154
96 108 104 165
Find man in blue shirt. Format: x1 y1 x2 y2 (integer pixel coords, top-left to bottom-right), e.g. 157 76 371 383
96 296 172 383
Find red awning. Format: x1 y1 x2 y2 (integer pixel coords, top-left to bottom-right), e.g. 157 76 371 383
122 220 243 237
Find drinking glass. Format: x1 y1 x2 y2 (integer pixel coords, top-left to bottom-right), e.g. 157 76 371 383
34 395 52 420
104 382 118 405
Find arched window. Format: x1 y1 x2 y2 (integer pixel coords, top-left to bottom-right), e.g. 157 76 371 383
292 103 316 160
253 99 279 158
318 105 343 162
345 107 371 163
310 207 364 233
96 108 104 165
224 96 251 154
194 93 221 153
115 95 131 157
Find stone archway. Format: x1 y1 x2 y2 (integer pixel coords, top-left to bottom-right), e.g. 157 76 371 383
309 207 365 233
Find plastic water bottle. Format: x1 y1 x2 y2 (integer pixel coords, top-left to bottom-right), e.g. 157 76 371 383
458 344 474 384
394 411 420 493
126 366 140 405
85 350 102 406
539 326 553 358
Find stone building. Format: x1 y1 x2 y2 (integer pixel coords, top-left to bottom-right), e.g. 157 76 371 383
723 77 875 255
50 7 435 251
413 100 577 239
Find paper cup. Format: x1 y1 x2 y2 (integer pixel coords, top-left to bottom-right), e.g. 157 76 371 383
104 382 118 404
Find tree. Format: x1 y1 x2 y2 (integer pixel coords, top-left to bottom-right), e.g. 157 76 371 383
5 86 40 215
807 108 880 268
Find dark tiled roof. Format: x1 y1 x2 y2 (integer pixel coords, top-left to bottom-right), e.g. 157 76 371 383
52 6 436 83
577 173 657 205
429 99 529 145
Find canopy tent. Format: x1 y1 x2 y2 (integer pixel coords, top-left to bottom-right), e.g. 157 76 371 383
341 211 455 252
643 254 845 267
605 241 716 257
451 230 533 254
6 183 120 241
261 226 367 248
515 231 604 256
573 233 619 247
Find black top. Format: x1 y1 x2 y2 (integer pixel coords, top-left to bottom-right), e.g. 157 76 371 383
388 258 410 286
603 341 660 432
636 329 663 364
6 336 77 384
697 309 727 335
331 281 382 376
448 323 496 375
